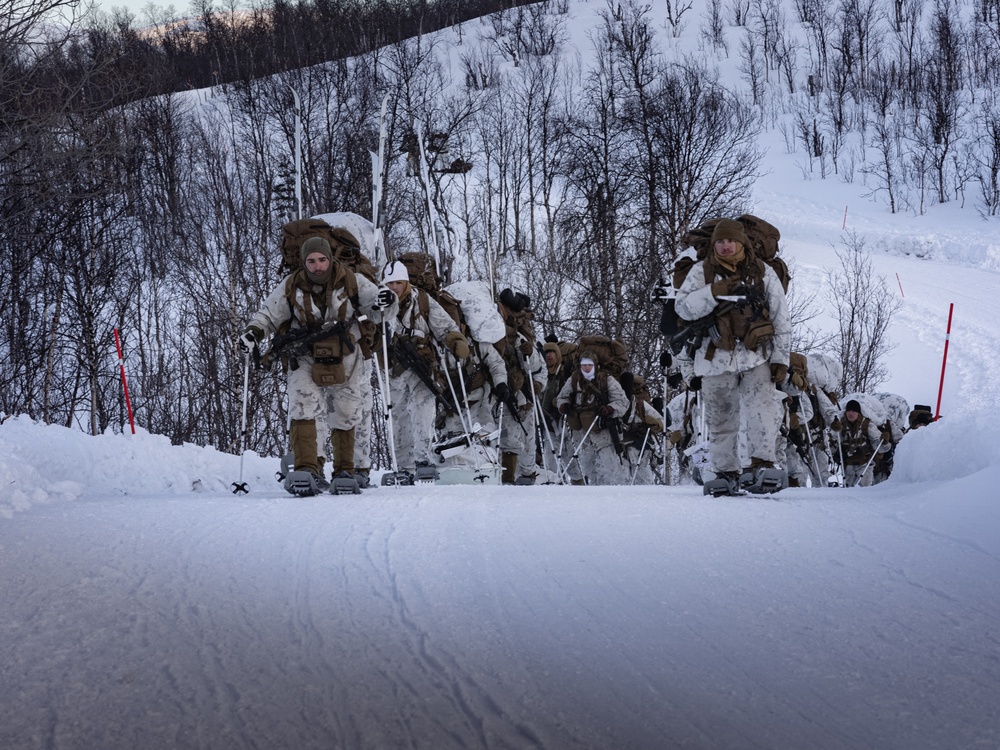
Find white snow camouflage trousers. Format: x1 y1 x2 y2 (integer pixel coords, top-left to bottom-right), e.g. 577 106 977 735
701 362 782 473
287 352 367 431
345 357 373 471
389 369 438 471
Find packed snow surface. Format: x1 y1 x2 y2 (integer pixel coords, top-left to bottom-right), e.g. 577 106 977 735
4 0 1000 747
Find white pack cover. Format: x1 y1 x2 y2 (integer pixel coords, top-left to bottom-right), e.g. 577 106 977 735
874 392 910 433
443 280 506 344
311 211 378 260
807 351 842 393
842 392 889 426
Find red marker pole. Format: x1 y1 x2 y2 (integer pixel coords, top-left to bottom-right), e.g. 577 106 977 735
114 329 136 434
934 304 953 421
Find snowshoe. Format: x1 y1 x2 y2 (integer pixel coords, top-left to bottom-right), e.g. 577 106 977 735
330 471 362 495
514 473 537 486
413 461 440 484
381 470 414 487
703 471 745 497
284 470 329 497
276 452 295 483
743 467 788 494
354 471 372 490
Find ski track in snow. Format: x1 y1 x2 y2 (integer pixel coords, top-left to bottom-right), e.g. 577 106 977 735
2 484 999 750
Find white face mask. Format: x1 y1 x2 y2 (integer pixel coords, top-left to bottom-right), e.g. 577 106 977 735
580 359 596 381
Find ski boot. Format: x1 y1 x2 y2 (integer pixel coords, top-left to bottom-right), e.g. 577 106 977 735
703 471 745 497
330 471 362 495
284 470 329 497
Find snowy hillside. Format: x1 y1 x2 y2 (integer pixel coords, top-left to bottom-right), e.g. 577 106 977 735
3 0 1000 748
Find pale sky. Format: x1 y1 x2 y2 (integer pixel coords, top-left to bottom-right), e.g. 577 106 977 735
88 0 231 25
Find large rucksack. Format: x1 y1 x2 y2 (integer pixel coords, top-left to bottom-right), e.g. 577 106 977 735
660 214 790 340
444 280 506 345
675 214 790 292
279 215 382 287
577 334 629 378
396 251 468 334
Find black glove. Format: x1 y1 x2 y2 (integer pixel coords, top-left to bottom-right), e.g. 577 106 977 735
688 376 702 392
667 371 684 390
599 405 614 417
559 403 571 415
830 417 842 431
238 325 264 353
659 351 672 369
376 287 395 310
493 382 512 403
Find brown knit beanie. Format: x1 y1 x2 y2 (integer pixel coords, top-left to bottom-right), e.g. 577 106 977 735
711 218 749 247
301 237 334 284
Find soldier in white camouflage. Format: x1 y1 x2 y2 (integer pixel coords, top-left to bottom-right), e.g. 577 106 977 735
239 237 396 494
382 261 470 476
674 218 791 495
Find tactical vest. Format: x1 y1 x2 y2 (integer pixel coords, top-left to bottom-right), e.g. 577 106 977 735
565 370 611 432
841 417 874 465
702 255 775 359
282 264 375 361
391 289 440 378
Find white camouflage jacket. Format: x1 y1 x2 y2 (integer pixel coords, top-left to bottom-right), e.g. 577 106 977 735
674 260 791 377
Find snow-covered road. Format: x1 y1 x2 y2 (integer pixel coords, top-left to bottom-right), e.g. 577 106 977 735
3 476 998 750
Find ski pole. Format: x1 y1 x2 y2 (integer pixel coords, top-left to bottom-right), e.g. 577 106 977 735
661 369 669 485
437 346 483 470
853 439 884 487
835 429 846 488
533 397 562 480
232 351 251 495
375 322 404 482
555 413 570 482
438 343 472 437
454 356 476 432
803 421 824 488
559 414 599 485
629 427 652 485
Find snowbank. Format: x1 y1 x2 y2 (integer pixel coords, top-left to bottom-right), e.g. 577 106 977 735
0 416 274 518
890 411 1000 484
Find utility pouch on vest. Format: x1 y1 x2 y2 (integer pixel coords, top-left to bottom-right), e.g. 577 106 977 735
311 336 348 386
311 360 346 385
742 315 775 352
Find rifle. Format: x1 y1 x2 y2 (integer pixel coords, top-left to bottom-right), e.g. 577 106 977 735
492 384 528 435
606 414 625 460
259 321 354 371
390 335 457 415
669 287 766 357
